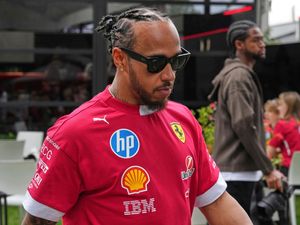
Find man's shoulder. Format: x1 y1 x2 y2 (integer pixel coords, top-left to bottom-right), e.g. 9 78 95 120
223 64 253 85
217 58 252 84
48 93 108 136
163 101 197 124
166 100 190 112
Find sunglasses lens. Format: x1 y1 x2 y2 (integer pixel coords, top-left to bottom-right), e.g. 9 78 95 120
170 55 189 71
148 58 168 73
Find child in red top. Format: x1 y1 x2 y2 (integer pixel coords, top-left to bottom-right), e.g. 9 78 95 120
267 91 300 176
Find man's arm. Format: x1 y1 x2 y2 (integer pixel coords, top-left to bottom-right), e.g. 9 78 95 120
21 212 57 225
200 191 253 225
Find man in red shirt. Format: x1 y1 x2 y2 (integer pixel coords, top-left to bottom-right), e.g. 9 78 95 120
22 7 252 225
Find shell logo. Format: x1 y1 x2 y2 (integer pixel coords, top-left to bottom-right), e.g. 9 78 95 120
121 166 150 195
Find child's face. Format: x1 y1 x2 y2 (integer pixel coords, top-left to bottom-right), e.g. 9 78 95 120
278 99 288 118
264 110 280 125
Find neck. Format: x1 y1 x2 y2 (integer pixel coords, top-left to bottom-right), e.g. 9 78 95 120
109 82 134 105
235 52 255 68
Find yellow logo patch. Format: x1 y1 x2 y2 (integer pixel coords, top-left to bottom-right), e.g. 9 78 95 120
170 122 185 143
121 166 150 195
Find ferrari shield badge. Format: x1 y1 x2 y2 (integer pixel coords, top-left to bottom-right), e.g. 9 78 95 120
170 122 185 143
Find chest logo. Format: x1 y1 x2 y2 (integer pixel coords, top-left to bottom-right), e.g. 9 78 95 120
93 115 109 124
121 166 150 195
181 155 195 180
170 122 185 143
110 129 140 159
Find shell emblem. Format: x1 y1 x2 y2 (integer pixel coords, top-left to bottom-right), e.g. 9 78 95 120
121 166 150 195
170 122 185 143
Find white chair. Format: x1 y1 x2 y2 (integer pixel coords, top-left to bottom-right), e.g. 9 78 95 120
288 152 300 225
0 140 25 160
0 160 36 206
191 207 207 225
16 131 44 159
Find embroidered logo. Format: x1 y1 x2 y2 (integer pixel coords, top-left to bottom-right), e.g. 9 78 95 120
93 115 109 124
181 155 195 180
123 198 156 215
170 122 185 143
121 166 150 195
110 129 140 159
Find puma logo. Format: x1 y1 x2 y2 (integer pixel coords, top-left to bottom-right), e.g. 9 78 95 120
93 115 109 124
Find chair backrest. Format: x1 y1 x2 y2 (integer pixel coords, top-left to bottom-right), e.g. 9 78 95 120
0 140 25 160
0 160 36 195
289 152 300 185
16 131 44 158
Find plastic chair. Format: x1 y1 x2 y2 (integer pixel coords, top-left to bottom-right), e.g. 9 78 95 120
16 131 44 159
0 160 36 206
288 152 300 225
0 140 25 161
191 207 207 225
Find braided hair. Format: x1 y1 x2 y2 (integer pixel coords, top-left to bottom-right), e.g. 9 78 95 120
95 7 169 53
226 20 257 57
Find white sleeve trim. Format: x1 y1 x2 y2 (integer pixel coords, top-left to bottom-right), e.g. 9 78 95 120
194 173 227 208
23 191 64 222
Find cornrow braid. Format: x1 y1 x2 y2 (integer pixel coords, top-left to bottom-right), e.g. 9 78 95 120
226 20 257 57
95 7 169 53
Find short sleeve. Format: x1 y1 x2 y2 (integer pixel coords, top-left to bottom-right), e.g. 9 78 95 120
193 122 227 207
23 133 81 221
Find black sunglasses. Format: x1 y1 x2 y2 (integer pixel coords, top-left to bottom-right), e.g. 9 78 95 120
120 47 191 73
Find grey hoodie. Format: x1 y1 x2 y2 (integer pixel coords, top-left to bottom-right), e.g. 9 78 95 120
208 58 273 175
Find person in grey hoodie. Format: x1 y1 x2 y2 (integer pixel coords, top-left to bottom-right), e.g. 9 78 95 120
208 20 284 220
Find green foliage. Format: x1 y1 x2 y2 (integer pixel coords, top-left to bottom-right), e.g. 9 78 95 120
271 155 282 169
7 206 62 225
192 103 216 153
7 206 20 224
0 132 16 139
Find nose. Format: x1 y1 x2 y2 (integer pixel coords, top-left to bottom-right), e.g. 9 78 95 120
260 40 266 48
160 63 175 81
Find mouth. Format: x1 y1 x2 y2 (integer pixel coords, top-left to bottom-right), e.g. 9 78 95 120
155 85 173 98
259 48 266 55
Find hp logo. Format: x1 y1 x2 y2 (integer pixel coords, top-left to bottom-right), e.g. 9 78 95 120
110 129 140 159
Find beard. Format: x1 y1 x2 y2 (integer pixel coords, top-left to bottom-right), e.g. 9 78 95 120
244 48 265 61
128 64 169 111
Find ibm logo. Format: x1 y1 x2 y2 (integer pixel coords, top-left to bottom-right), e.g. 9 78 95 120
110 129 140 159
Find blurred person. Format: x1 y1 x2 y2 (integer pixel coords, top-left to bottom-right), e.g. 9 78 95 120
208 20 284 221
267 91 300 177
264 99 281 143
264 99 282 169
21 7 252 225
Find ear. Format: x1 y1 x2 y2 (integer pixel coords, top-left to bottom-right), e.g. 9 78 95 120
112 47 127 72
234 39 245 51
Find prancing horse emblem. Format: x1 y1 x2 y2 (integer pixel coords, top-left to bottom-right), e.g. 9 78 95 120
170 122 185 143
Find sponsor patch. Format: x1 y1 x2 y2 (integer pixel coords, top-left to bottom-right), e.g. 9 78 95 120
123 198 156 215
110 129 140 159
121 166 150 195
170 122 185 143
181 155 195 180
38 158 49 174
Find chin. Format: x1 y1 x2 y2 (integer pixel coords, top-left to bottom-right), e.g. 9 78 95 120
253 54 265 61
146 99 168 111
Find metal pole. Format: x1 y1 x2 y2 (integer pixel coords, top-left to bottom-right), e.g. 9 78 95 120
92 0 107 95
